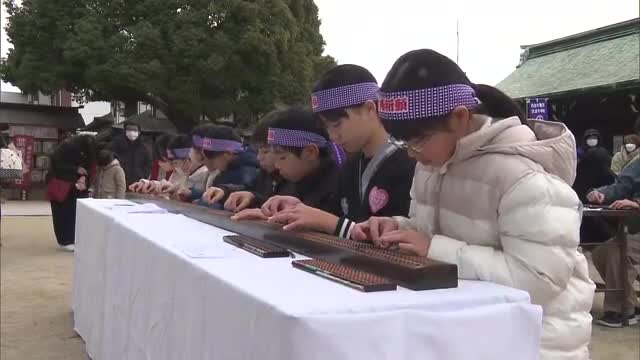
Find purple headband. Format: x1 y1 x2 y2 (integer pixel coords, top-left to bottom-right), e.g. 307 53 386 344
378 84 480 121
268 128 329 148
268 128 346 167
192 136 244 152
311 82 380 113
167 148 191 160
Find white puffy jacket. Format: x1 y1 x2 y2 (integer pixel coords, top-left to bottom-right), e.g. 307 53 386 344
395 116 595 360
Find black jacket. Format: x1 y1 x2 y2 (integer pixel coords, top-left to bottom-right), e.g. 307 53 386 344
46 137 93 199
291 158 340 213
108 135 152 186
219 170 295 208
573 147 615 203
338 148 415 222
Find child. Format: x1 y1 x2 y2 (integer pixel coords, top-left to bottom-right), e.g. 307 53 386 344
161 135 210 199
350 49 594 360
129 134 182 195
94 149 126 199
263 65 415 238
232 107 339 221
182 125 258 207
223 112 292 213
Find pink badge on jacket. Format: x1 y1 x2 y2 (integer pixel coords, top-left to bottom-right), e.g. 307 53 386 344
369 186 389 214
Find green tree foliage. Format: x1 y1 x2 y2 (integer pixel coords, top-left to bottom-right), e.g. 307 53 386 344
1 0 336 129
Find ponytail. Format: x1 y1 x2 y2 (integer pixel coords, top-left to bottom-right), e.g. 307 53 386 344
474 84 527 125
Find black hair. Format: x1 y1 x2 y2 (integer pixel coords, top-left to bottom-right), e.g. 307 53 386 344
583 129 601 142
167 134 192 151
191 124 243 159
312 64 378 123
153 134 175 161
251 113 276 146
97 149 115 167
269 106 331 159
123 120 141 132
380 49 527 141
68 134 98 167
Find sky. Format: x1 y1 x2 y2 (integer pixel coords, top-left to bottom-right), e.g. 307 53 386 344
1 0 639 122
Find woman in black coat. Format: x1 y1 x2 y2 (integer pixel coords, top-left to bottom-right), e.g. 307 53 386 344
46 135 97 251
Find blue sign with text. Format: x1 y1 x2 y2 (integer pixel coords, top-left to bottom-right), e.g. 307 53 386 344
527 98 548 120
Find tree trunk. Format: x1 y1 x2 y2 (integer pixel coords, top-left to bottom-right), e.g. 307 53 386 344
123 99 138 118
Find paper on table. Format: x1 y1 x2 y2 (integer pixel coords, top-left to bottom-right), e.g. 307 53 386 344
111 203 168 214
171 238 237 259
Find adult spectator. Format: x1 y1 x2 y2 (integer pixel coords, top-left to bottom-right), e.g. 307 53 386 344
587 160 640 327
46 135 97 252
109 120 152 186
573 129 616 244
611 134 640 175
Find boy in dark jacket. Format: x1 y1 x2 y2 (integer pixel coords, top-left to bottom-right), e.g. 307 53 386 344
263 65 415 238
219 113 293 212
108 120 152 186
180 125 259 208
231 107 340 222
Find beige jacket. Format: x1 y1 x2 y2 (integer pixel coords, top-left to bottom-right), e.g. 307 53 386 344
94 160 126 199
396 116 594 360
611 147 640 175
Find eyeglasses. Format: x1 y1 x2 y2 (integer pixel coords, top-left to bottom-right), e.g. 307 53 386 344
388 137 425 153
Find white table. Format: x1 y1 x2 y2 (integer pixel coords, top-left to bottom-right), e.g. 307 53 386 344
73 199 543 360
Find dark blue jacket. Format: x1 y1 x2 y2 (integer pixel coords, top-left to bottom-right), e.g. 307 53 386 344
192 149 259 208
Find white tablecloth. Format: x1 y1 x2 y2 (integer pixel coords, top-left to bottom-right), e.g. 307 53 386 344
73 199 543 360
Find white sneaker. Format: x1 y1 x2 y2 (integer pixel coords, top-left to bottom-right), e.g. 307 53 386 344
60 244 75 252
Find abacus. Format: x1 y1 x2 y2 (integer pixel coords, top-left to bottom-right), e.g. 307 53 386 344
129 194 458 290
292 259 397 292
224 235 290 258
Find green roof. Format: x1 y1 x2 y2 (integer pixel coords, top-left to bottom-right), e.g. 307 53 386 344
497 18 640 99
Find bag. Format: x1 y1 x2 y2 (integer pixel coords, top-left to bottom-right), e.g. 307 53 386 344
0 148 23 180
47 178 74 202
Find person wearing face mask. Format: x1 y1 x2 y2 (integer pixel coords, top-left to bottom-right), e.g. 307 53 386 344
108 120 152 187
573 128 614 203
611 134 640 175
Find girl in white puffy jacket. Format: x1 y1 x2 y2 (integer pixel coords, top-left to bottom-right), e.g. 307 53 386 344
351 49 595 360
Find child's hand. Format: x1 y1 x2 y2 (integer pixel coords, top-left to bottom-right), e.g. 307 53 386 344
203 187 226 204
225 191 255 212
378 230 431 257
75 176 87 191
610 199 640 210
129 181 144 193
351 217 399 246
77 166 88 176
230 208 268 221
587 190 605 204
160 182 177 194
177 188 192 202
141 181 157 194
268 203 338 232
261 196 302 216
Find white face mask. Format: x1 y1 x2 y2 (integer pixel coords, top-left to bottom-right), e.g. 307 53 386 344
586 138 598 147
126 131 139 141
625 143 637 153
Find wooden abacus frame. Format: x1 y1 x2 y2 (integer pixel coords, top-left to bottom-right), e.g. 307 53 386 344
128 194 458 290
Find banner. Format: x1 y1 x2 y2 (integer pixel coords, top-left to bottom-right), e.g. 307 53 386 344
13 135 34 189
527 98 549 120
